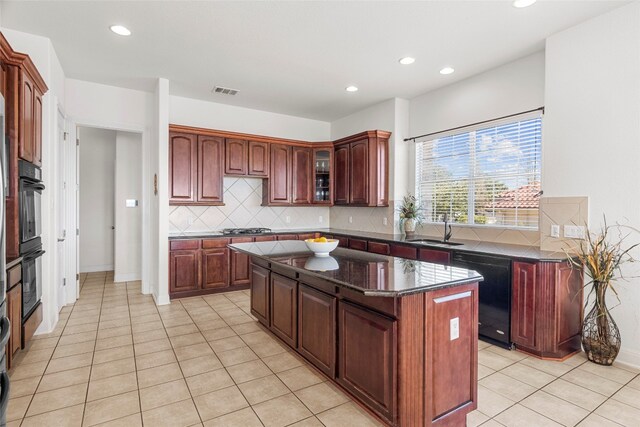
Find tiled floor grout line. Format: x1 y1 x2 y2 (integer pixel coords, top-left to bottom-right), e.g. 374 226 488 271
125 280 146 427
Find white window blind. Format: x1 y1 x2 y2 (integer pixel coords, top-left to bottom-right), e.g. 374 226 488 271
415 114 542 229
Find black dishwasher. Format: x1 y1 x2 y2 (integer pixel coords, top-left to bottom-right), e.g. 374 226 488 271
452 252 512 348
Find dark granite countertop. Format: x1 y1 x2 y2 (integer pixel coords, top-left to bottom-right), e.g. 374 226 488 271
229 241 483 297
6 256 23 270
169 227 569 262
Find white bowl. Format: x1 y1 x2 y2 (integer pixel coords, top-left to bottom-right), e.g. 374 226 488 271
304 239 339 257
304 256 339 271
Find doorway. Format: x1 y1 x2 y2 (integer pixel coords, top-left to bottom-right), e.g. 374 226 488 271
77 127 142 282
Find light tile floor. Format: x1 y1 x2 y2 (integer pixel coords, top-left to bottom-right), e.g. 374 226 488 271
5 271 640 427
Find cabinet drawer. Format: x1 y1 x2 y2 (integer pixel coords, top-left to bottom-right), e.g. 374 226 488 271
7 264 22 289
368 242 390 255
202 238 230 248
335 236 349 248
390 244 417 260
22 302 43 348
418 248 451 264
255 235 276 242
297 233 317 241
170 240 200 250
349 239 368 251
276 234 298 241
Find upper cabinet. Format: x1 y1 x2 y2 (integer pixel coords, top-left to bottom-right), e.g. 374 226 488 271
264 143 292 205
224 138 269 177
17 60 45 167
334 131 390 207
292 146 312 204
248 141 269 177
313 148 332 204
169 131 223 205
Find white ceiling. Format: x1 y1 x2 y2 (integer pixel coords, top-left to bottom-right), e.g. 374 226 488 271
0 1 625 121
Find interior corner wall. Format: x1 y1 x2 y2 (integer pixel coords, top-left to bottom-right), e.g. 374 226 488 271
543 2 640 367
114 131 143 282
155 78 170 305
78 127 116 272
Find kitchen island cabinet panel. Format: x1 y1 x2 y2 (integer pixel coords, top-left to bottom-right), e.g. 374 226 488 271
338 301 396 422
270 273 298 348
250 264 270 326
298 284 336 377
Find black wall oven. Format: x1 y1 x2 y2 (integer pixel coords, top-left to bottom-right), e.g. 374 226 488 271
19 160 45 320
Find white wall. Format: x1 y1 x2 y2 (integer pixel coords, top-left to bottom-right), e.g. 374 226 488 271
409 51 545 138
543 2 640 367
2 27 67 332
114 131 142 282
170 95 330 142
154 78 170 305
78 127 116 272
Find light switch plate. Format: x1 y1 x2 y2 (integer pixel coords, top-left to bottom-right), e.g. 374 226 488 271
551 224 560 238
349 216 353 224
450 317 459 341
383 217 388 226
319 216 323 223
125 199 138 208
285 216 291 224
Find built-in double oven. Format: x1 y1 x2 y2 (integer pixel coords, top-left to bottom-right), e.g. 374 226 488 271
19 160 45 320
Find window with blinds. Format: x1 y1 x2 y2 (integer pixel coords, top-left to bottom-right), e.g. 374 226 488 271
415 115 542 229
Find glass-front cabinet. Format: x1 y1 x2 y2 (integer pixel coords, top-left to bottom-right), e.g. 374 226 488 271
313 148 332 204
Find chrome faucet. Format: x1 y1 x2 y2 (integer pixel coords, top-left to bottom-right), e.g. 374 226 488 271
443 213 453 242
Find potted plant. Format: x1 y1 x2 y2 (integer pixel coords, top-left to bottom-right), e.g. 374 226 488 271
567 218 638 365
397 194 424 235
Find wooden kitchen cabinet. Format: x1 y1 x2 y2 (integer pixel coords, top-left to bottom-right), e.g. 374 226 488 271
511 261 538 350
298 284 336 377
368 241 390 255
333 130 390 207
250 264 270 326
201 248 229 290
337 301 396 421
265 143 292 205
6 260 23 370
270 273 298 348
230 237 252 286
225 138 248 175
312 148 333 204
292 146 312 204
170 132 224 205
248 140 269 176
419 247 451 264
169 249 201 294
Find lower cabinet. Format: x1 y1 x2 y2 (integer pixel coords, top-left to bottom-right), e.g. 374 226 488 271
169 250 201 294
337 301 396 422
511 261 538 350
250 264 270 326
419 248 451 264
230 237 252 286
202 248 229 289
270 273 298 348
298 284 336 377
6 283 22 369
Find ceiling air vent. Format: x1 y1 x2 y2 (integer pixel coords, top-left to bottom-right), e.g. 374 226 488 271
212 86 239 96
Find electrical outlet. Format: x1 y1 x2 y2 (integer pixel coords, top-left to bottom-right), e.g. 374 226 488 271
319 216 323 223
551 224 560 238
383 217 388 226
450 317 460 341
349 216 353 224
187 217 193 226
564 225 586 239
285 216 291 224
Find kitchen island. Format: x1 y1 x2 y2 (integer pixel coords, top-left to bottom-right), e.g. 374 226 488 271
229 240 484 427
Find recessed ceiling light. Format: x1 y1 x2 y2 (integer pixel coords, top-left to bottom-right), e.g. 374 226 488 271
110 25 131 36
513 0 537 8
399 57 415 65
345 86 359 92
440 67 455 75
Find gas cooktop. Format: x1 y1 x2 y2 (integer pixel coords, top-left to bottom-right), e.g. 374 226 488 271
221 228 272 235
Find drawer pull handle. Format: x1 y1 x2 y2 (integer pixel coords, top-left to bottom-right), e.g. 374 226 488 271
434 291 471 304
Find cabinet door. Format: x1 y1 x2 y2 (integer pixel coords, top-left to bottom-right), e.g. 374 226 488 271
230 237 252 286
7 283 22 368
19 71 34 163
298 284 336 377
251 264 270 326
198 135 224 203
269 144 292 204
202 248 229 290
169 250 200 294
334 145 349 204
248 141 269 176
418 248 451 265
337 301 396 420
225 138 248 175
511 261 538 350
270 273 298 348
169 132 197 203
292 146 312 204
33 88 43 167
349 139 369 205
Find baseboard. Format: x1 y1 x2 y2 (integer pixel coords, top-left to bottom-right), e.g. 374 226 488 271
80 264 114 273
152 289 171 306
113 273 141 283
615 347 640 370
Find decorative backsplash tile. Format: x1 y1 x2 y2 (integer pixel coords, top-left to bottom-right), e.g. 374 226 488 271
414 223 541 246
539 196 589 252
169 177 330 233
329 204 398 233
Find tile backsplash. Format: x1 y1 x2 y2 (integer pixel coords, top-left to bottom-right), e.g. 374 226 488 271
169 177 330 233
330 204 398 233
539 196 589 252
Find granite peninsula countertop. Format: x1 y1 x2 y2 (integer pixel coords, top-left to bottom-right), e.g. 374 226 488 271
229 240 483 297
169 228 570 262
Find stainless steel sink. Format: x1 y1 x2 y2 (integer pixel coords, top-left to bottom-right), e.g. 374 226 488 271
406 238 464 246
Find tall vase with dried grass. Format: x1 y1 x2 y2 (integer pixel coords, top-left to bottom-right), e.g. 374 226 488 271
567 218 638 366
